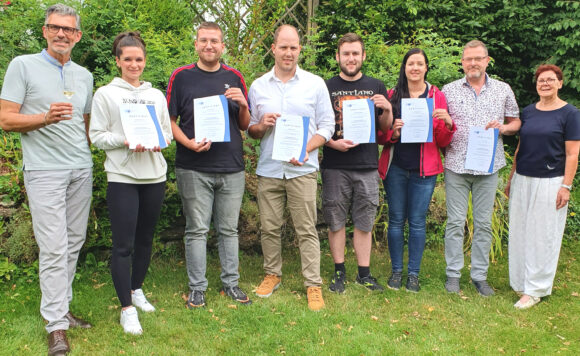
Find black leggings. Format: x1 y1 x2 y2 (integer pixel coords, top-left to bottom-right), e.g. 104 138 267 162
107 181 165 307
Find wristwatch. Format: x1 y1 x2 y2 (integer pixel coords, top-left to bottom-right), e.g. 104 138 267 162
561 184 572 190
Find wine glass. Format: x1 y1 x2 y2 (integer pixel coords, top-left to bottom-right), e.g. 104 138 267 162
63 69 75 100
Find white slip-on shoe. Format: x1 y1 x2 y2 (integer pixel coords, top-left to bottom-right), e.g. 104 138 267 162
120 306 143 335
132 289 156 312
514 295 541 309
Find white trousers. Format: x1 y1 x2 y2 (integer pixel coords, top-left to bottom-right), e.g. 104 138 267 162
508 173 567 297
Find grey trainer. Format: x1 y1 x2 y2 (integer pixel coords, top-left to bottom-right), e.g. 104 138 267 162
387 272 403 290
445 277 460 293
472 280 495 297
405 275 420 293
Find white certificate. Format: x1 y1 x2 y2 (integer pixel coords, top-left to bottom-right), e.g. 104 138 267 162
119 104 168 149
401 98 433 143
271 114 310 162
464 127 499 173
342 98 375 144
193 95 230 143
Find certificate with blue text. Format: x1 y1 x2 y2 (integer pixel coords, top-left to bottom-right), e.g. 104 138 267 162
193 95 230 142
464 127 499 173
271 115 310 162
400 98 433 143
342 98 375 144
119 104 168 149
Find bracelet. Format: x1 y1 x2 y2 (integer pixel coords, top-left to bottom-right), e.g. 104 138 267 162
43 112 48 126
561 184 572 190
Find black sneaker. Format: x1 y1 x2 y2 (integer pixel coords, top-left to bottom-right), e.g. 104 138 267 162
220 286 253 305
356 274 385 291
329 270 346 294
186 290 206 309
472 280 495 297
387 272 403 290
405 275 420 293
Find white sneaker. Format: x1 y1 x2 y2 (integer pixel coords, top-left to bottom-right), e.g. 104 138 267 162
132 289 156 312
120 306 143 335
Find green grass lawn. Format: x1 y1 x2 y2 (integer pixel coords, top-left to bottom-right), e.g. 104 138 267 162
2 242 579 355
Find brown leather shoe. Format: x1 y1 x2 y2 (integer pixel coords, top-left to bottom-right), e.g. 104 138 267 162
47 329 69 355
65 312 92 329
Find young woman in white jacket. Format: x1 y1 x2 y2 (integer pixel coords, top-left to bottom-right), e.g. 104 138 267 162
89 32 172 335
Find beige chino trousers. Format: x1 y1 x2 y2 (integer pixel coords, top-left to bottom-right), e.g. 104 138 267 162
257 172 322 287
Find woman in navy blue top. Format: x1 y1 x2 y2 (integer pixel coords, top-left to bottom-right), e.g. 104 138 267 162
506 64 580 309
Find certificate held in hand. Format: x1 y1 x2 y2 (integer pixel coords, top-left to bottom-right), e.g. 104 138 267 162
401 98 433 143
464 127 499 173
119 103 168 149
193 95 230 143
342 98 375 144
271 114 310 163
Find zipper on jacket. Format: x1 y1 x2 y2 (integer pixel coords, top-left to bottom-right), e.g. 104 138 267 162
420 84 435 178
420 143 425 178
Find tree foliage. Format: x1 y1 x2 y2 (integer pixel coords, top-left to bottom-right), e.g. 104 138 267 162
1 0 579 264
314 0 580 106
548 0 580 102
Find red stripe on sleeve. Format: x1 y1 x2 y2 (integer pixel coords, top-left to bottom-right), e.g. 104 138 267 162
166 63 196 106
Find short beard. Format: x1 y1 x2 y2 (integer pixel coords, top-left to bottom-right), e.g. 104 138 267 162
339 62 362 78
466 69 483 79
50 41 74 55
198 55 221 68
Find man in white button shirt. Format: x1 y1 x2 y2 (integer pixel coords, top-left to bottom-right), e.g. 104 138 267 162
248 24 334 311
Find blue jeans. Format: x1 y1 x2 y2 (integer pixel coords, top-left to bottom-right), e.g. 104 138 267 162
384 163 436 276
176 168 245 291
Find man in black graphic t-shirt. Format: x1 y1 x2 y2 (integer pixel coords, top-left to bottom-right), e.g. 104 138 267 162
167 22 252 308
321 33 392 294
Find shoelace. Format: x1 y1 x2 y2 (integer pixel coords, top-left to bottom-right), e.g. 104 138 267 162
230 287 242 298
53 331 66 342
263 276 278 288
309 288 322 301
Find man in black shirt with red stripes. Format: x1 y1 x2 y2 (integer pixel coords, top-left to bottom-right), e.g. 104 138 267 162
167 22 251 308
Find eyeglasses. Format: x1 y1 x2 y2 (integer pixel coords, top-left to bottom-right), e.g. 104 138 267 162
197 38 221 45
45 24 78 36
462 56 487 63
537 78 557 85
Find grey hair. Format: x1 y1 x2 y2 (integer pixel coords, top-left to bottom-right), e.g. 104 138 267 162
463 40 488 57
45 3 81 30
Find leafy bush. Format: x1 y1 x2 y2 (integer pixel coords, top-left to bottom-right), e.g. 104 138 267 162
1 0 579 268
2 208 37 264
0 256 17 281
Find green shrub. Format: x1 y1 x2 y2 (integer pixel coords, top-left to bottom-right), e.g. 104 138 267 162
1 0 579 269
0 256 17 281
2 208 37 264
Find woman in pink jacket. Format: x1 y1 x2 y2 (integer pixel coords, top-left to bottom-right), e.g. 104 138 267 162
377 48 455 292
